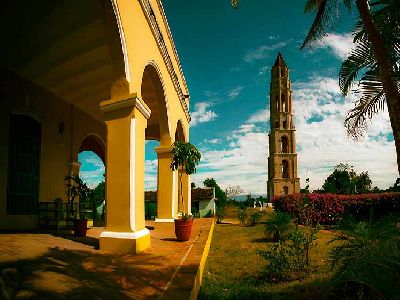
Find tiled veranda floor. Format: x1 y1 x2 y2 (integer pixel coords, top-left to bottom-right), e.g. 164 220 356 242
0 218 214 300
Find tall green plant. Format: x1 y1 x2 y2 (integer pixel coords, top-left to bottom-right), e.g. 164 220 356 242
329 216 400 298
64 175 90 218
170 141 201 218
265 212 293 241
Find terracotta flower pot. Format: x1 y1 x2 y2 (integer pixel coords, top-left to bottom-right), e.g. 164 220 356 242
73 219 88 237
174 218 194 241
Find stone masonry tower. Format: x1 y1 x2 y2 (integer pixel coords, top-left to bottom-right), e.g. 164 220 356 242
267 53 300 199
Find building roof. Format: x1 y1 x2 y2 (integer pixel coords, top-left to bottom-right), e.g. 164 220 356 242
273 52 287 67
191 187 215 201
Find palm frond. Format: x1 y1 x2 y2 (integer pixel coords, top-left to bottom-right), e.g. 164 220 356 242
302 0 351 49
339 40 376 95
344 71 385 140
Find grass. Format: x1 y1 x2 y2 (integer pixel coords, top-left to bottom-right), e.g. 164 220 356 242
199 213 338 300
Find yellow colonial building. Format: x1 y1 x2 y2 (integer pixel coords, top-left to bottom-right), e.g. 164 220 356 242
0 0 191 253
267 53 300 198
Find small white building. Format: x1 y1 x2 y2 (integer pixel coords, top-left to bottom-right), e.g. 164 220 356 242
191 187 216 217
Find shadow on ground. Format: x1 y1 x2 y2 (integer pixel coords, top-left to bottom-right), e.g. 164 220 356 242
0 246 190 299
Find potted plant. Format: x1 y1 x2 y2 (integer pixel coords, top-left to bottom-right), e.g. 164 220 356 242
64 175 90 237
170 141 201 241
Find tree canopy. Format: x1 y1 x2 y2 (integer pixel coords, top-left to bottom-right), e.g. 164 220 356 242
322 163 372 194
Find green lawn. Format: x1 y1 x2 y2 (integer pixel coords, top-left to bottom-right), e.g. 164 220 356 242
199 219 337 299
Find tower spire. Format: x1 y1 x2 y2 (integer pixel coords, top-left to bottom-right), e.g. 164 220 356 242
273 52 287 67
267 53 300 199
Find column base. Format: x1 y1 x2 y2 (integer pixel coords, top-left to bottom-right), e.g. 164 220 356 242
99 228 150 253
154 218 175 232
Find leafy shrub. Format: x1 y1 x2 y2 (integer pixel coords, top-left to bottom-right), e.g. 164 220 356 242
216 206 226 224
264 212 293 241
249 211 261 226
258 226 318 282
329 216 400 298
145 201 157 220
257 241 291 282
237 209 247 224
272 192 400 225
204 210 213 218
192 211 201 218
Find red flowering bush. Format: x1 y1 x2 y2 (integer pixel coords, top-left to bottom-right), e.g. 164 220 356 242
272 193 400 225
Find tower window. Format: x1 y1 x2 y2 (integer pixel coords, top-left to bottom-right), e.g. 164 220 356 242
275 95 279 112
280 136 289 153
281 160 289 178
274 121 279 128
282 186 289 195
282 94 286 112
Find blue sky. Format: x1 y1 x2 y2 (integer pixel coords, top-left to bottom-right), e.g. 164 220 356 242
78 0 398 195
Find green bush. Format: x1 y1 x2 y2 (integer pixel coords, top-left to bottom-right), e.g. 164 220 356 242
145 201 157 220
264 212 293 241
204 210 213 218
249 211 261 226
258 226 318 282
216 206 226 224
329 215 400 298
237 209 247 225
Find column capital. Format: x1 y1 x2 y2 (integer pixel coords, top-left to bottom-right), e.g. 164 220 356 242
154 146 173 155
100 93 151 120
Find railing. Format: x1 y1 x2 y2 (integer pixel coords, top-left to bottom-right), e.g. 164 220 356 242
38 202 94 230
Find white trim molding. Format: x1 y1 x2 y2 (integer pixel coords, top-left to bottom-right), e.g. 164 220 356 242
154 218 175 223
100 95 151 119
130 118 136 232
100 228 150 239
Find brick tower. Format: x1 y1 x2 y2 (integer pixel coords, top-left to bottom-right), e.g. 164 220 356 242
267 53 300 199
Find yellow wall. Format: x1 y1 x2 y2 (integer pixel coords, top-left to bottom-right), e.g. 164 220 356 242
0 71 106 230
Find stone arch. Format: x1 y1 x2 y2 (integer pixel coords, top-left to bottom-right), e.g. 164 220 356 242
280 136 289 153
78 134 106 164
281 160 289 178
175 120 186 142
141 62 171 146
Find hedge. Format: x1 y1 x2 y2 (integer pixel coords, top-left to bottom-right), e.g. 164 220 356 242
272 193 400 225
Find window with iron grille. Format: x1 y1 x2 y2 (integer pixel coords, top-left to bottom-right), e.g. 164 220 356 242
6 114 41 215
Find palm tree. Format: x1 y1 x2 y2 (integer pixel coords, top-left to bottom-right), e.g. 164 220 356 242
301 0 400 175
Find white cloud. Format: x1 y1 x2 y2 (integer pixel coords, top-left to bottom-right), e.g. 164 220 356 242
248 109 269 123
145 76 397 195
228 86 244 100
204 138 222 144
190 102 218 127
244 40 292 62
292 76 396 190
316 33 354 60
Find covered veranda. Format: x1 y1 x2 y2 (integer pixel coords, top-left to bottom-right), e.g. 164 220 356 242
0 0 191 253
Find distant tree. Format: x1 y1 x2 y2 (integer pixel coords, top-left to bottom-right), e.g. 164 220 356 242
226 185 245 200
203 178 227 208
191 182 196 189
387 178 400 192
300 178 310 194
322 163 372 194
89 181 105 209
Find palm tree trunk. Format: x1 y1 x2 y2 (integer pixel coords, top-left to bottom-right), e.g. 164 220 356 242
355 0 400 176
